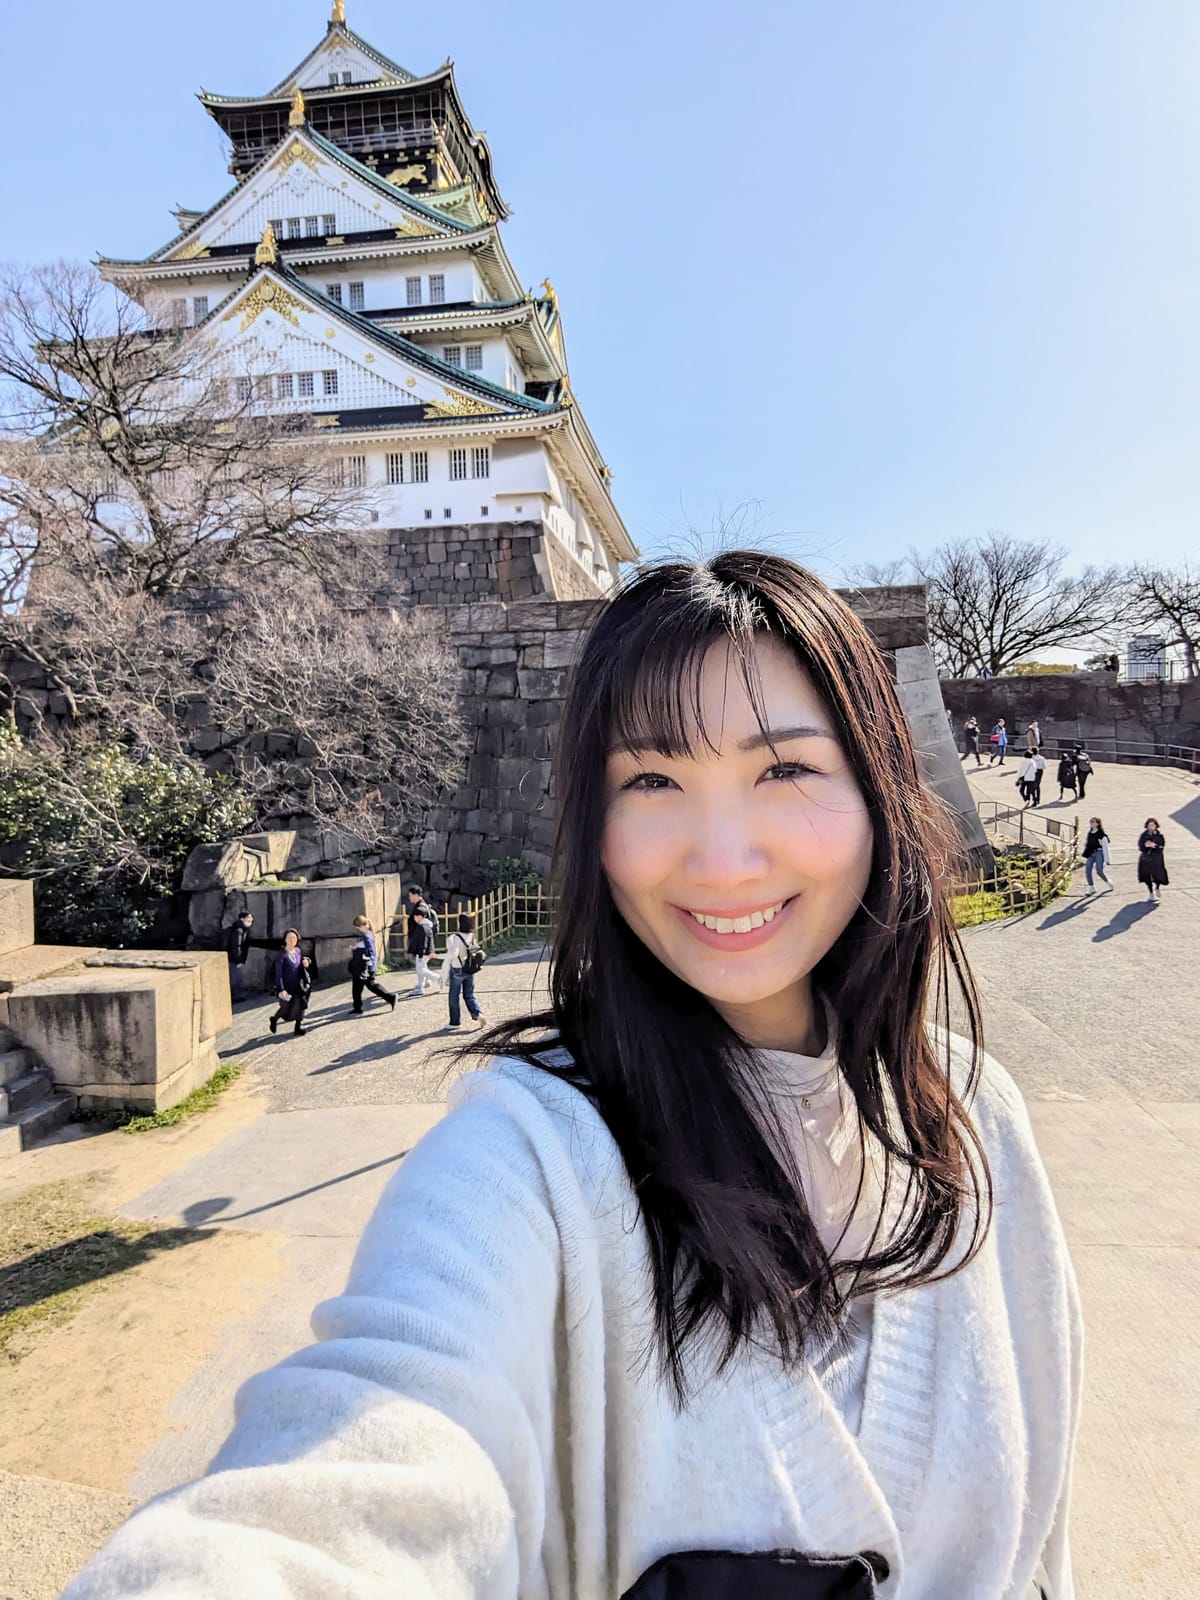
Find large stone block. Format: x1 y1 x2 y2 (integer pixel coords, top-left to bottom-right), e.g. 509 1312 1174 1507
238 831 299 877
84 949 232 1043
0 944 100 994
8 967 197 1111
314 936 358 980
188 889 228 943
242 876 387 941
181 841 255 892
0 880 34 956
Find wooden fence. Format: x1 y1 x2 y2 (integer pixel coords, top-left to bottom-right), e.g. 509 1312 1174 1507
382 883 555 962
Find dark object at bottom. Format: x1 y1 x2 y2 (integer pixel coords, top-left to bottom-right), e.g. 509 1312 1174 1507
620 1549 883 1599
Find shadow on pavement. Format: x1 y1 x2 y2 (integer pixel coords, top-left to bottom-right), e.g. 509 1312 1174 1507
179 1150 410 1228
1093 900 1159 942
1037 896 1105 932
1169 792 1200 842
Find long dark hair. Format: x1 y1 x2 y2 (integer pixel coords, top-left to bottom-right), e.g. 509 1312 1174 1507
468 552 991 1401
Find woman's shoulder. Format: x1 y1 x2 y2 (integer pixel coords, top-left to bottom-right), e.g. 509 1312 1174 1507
939 1031 1039 1159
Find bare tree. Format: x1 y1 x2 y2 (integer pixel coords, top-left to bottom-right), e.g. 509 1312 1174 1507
850 532 1125 676
1 568 465 847
1125 564 1200 679
0 261 377 604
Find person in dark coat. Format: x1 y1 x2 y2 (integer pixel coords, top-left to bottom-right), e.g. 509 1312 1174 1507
269 929 312 1037
224 911 254 1003
1137 818 1169 900
1056 753 1078 802
1072 744 1094 800
961 716 982 767
406 885 442 995
349 915 397 1015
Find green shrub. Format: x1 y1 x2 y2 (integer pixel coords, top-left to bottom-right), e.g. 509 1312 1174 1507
483 856 543 891
0 723 251 947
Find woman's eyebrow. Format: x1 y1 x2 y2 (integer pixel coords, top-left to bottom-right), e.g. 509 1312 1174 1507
737 723 837 751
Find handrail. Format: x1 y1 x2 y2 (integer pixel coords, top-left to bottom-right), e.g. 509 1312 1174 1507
1046 737 1200 772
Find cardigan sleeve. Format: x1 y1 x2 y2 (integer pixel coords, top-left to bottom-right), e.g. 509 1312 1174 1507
62 1096 566 1599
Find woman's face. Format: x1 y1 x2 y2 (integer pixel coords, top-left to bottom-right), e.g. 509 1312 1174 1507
602 636 874 1049
284 932 299 951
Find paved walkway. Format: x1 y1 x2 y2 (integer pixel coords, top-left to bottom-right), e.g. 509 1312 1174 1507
3 761 1196 1596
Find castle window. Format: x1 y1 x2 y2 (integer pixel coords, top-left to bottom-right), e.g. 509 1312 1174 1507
328 73 338 86
323 213 337 234
269 218 283 237
442 346 462 367
465 345 483 371
480 505 489 517
254 375 272 401
169 298 187 328
341 72 353 85
192 295 209 323
340 455 367 488
428 274 445 304
405 276 422 306
235 376 253 403
449 448 468 481
322 370 339 395
443 507 452 519
286 217 303 240
348 281 365 310
410 450 429 483
276 373 294 399
471 446 490 480
386 452 404 485
424 508 433 520
298 371 315 397
305 215 321 237
325 283 343 304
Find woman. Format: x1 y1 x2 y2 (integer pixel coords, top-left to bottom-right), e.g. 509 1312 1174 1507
1016 748 1040 807
1082 817 1111 891
988 716 1008 765
443 911 487 1031
1056 753 1078 802
1137 817 1169 900
348 914 397 1015
268 927 311 1037
65 555 1079 1600
962 714 982 767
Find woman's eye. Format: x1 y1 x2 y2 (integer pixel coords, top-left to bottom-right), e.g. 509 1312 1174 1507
621 772 675 792
763 762 819 782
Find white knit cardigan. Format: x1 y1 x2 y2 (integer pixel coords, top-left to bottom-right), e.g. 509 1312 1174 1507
65 1043 1082 1600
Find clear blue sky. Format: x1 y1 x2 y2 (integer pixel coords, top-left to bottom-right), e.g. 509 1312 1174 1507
3 0 1197 578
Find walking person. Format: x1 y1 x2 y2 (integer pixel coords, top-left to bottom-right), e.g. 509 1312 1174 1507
1137 817 1169 900
268 928 311 1038
1025 720 1043 752
1016 748 1040 807
224 909 254 1003
405 884 442 995
961 714 982 766
348 915 397 1015
988 716 1008 765
406 909 436 997
444 912 487 1032
1072 744 1093 800
1082 817 1111 891
66 553 1079 1600
1056 751 1078 803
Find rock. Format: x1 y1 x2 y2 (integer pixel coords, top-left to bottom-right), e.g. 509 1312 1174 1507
0 880 35 957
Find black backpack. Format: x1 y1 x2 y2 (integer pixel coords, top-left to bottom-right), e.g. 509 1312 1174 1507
455 932 486 976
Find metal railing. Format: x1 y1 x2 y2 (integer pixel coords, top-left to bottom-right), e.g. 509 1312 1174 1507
1047 738 1200 772
974 799 1081 851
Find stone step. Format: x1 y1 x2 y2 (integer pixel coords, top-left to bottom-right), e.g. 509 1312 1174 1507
0 1070 53 1120
0 1047 37 1087
0 1091 78 1156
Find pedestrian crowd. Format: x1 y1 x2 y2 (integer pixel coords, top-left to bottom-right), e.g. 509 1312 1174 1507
224 882 489 1038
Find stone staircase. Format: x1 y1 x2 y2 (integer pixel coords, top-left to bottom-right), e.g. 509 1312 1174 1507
0 1026 77 1156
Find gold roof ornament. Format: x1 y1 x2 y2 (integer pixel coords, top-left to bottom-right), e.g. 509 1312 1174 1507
289 88 306 127
331 0 346 21
540 278 558 307
255 222 279 266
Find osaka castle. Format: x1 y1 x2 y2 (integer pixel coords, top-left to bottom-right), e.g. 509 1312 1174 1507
97 1 635 602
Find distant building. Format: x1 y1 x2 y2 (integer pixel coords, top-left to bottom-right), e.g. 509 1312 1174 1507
96 1 636 603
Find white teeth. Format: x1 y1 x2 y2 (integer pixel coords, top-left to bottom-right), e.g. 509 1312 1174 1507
689 901 785 934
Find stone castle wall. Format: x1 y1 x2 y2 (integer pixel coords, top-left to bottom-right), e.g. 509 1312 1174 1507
382 518 603 608
940 672 1200 753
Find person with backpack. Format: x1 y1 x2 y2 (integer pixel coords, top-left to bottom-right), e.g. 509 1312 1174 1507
1081 818 1111 891
443 912 486 1031
1072 744 1094 799
406 884 442 995
348 915 397 1015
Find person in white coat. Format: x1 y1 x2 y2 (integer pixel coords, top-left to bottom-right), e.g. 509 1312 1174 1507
64 554 1079 1600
